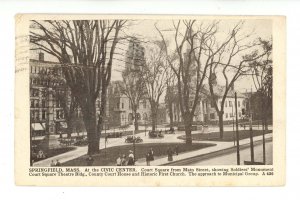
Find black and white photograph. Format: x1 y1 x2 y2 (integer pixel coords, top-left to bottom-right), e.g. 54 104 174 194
27 18 274 167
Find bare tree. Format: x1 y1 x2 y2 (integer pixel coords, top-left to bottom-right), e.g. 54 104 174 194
156 20 222 144
250 38 272 164
165 66 177 130
45 68 79 138
207 21 267 139
119 67 145 131
142 41 168 131
30 20 127 155
119 38 146 131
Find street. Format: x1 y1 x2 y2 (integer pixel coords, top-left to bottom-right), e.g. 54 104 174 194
190 141 273 165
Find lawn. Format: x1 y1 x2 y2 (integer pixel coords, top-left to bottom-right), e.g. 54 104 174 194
32 146 76 162
178 130 272 142
62 142 216 166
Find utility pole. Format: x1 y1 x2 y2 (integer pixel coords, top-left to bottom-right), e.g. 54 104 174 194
249 88 254 163
232 105 235 146
235 92 240 165
261 92 266 165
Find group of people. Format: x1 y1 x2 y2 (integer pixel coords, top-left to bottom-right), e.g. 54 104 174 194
145 148 154 166
50 159 61 166
116 150 135 166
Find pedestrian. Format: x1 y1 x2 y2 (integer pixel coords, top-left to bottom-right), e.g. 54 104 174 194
127 150 135 166
50 160 55 167
146 152 151 166
149 148 154 161
55 159 61 166
105 135 108 144
167 147 173 161
116 155 122 166
121 154 127 166
86 155 94 166
174 145 179 156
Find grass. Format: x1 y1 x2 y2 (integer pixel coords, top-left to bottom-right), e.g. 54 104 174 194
99 130 145 138
62 142 216 166
32 147 76 162
178 129 272 142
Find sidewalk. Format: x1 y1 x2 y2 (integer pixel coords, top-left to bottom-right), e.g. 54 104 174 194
33 126 272 167
135 133 273 166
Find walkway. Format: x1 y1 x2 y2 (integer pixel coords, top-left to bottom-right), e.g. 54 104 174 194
33 125 272 167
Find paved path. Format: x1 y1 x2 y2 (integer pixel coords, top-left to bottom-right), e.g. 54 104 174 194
33 125 272 167
189 141 272 166
135 133 273 166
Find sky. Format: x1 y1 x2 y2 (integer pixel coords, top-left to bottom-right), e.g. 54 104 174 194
111 18 272 93
31 18 272 94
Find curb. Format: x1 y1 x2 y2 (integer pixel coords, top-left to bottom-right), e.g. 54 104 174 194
161 137 273 166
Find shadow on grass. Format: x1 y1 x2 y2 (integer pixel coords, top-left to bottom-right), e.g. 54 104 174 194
178 130 272 142
62 142 216 166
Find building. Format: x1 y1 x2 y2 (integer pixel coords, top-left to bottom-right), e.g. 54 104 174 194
106 81 151 128
30 53 86 137
205 85 247 124
165 84 247 125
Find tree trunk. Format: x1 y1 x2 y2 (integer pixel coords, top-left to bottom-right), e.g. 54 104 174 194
218 112 224 139
151 106 157 131
66 118 72 138
83 103 99 155
184 114 193 145
168 102 174 129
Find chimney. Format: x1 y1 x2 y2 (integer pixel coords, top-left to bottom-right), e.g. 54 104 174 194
38 52 44 61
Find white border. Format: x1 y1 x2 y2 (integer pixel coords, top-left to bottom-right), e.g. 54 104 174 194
0 0 298 199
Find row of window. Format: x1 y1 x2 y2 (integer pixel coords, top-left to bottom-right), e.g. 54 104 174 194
210 100 244 108
31 88 68 97
209 112 242 119
30 99 63 108
30 77 64 87
115 100 148 110
30 65 62 76
30 110 65 120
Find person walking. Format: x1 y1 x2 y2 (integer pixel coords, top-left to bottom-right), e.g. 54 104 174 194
127 150 135 166
146 152 151 166
55 159 61 166
149 148 154 161
86 155 94 166
116 155 122 166
121 154 127 166
50 160 55 167
174 145 179 156
167 147 173 161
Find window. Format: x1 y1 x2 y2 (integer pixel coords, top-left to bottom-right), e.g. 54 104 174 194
238 101 240 107
210 113 215 119
42 100 46 107
35 111 39 120
56 110 60 119
143 100 146 109
42 110 46 120
229 101 232 107
239 112 241 118
210 100 214 108
31 100 34 108
57 100 61 108
230 113 233 117
225 101 227 107
39 52 44 61
225 113 228 118
35 100 39 108
122 102 124 109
